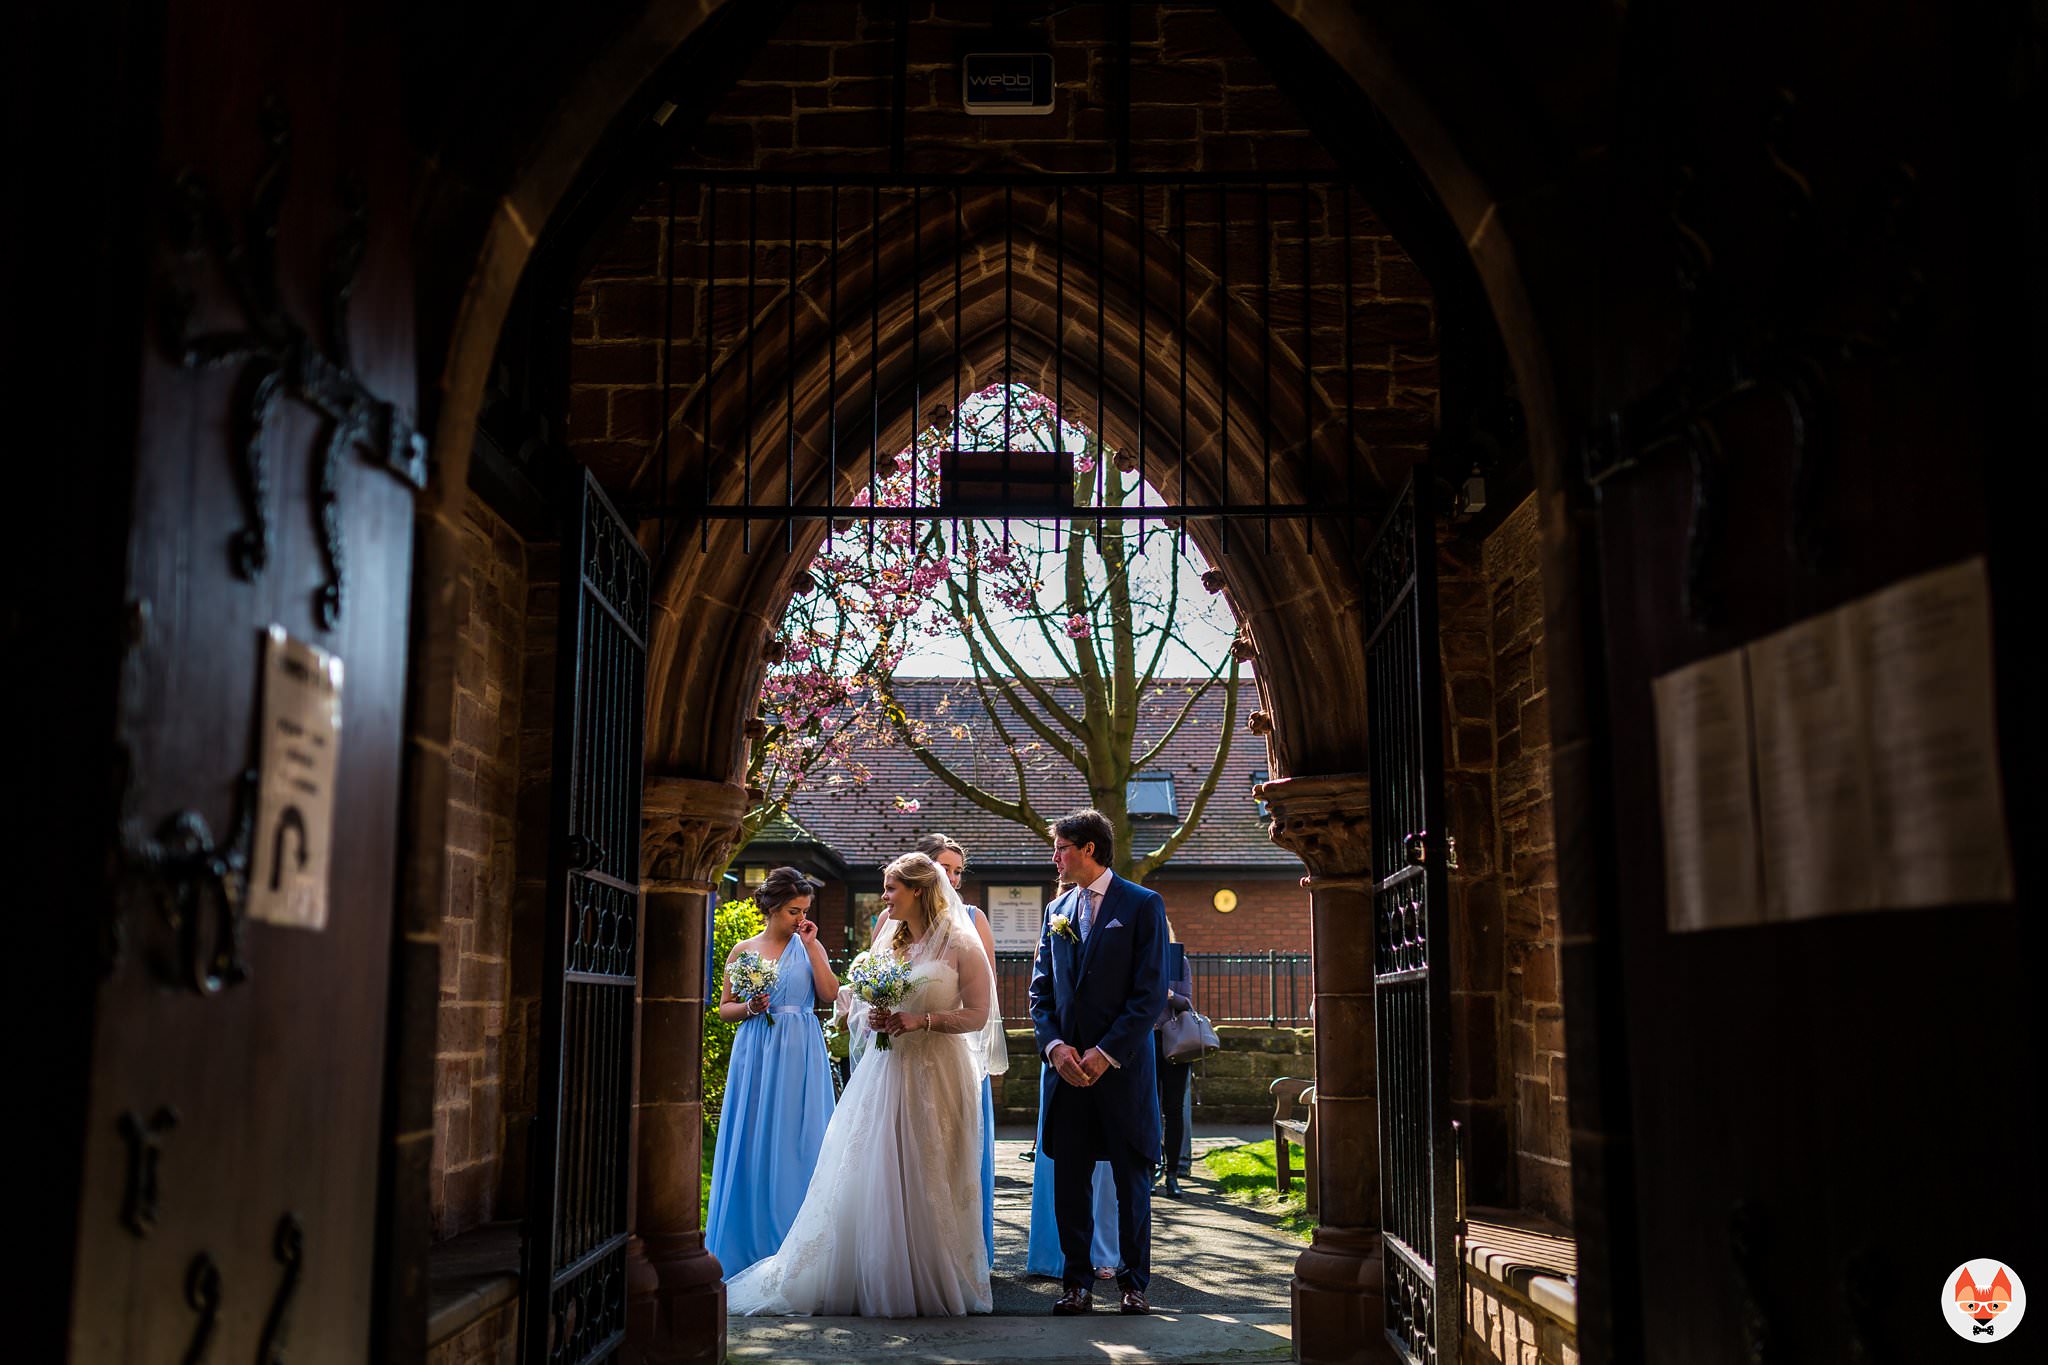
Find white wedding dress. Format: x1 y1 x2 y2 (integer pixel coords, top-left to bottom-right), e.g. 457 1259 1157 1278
725 913 995 1317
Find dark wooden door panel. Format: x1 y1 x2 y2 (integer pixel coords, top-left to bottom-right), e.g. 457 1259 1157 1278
73 2 420 1360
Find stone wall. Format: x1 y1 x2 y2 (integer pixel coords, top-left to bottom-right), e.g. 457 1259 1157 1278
992 1024 1313 1127
1437 493 1568 1224
1483 496 1567 1224
430 494 556 1240
426 1300 518 1365
1440 525 1513 1209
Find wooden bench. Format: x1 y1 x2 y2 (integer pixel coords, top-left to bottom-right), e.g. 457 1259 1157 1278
1269 1076 1319 1216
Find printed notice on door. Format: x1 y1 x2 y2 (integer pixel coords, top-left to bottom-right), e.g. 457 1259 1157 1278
1750 610 1880 920
247 626 344 931
1657 556 2011 932
1653 651 1763 932
1858 559 2013 909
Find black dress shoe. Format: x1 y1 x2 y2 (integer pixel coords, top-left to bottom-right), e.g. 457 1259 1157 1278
1120 1289 1152 1314
1163 1173 1182 1197
1053 1285 1093 1314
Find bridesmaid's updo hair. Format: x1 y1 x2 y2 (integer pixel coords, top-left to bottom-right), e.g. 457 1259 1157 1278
755 866 814 914
882 852 948 942
915 832 966 865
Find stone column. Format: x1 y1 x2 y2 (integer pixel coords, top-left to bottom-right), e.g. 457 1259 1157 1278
1263 773 1397 1365
624 776 745 1365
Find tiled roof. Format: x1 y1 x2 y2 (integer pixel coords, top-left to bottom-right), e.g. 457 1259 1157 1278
779 677 1299 875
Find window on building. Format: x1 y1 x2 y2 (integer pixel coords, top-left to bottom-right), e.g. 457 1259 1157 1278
741 865 767 888
1251 768 1269 818
1128 771 1178 818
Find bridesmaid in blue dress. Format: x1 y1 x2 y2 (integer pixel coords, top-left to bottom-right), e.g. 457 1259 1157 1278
916 834 999 1270
705 867 840 1277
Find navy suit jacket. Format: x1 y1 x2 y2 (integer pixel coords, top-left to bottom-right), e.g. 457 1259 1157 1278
1029 874 1169 1165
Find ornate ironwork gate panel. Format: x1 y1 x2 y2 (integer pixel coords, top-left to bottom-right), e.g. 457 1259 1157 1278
522 471 650 1364
1364 475 1459 1364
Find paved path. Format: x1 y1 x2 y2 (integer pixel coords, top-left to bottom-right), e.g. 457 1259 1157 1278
727 1127 1299 1364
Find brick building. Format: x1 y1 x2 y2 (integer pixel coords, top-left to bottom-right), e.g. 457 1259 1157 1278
731 677 1310 958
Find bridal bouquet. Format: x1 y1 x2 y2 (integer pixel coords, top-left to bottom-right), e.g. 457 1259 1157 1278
846 950 915 1050
726 951 781 1026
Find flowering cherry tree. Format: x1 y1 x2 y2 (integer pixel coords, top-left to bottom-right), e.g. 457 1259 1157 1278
739 383 1247 885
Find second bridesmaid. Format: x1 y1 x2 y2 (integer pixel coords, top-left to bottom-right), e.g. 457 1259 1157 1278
705 866 841 1277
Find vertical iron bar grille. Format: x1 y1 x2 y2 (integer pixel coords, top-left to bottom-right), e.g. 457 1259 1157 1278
646 176 1373 536
1362 475 1457 1365
524 471 649 1365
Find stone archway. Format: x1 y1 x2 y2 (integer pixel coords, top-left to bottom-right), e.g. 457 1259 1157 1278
403 6 1618 1365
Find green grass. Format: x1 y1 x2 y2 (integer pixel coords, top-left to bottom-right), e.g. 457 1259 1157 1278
1199 1139 1319 1241
701 1128 716 1220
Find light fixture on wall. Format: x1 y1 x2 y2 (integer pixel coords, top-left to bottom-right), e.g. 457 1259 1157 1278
1213 888 1238 913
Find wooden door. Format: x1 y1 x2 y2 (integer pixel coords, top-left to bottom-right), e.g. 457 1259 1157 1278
68 2 424 1359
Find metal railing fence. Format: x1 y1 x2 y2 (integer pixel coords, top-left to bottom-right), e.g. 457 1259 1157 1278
807 950 1314 1029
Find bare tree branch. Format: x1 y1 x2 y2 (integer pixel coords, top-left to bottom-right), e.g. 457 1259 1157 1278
1132 656 1244 882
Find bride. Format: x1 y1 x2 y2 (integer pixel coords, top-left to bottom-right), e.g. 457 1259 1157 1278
725 852 997 1317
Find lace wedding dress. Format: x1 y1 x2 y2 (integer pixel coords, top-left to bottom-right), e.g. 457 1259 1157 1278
725 915 994 1317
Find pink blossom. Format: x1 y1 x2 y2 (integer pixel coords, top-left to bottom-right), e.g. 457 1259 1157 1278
1065 613 1091 639
1074 453 1097 474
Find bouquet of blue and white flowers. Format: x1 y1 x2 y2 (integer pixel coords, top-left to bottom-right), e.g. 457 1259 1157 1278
726 950 782 1025
846 949 915 1050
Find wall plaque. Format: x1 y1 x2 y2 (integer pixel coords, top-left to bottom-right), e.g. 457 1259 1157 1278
962 52 1055 115
985 883 1047 951
246 626 343 930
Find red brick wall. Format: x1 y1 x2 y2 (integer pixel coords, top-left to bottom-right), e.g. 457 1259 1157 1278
431 495 554 1241
566 1 1438 496
945 872 1306 955
1154 875 1308 954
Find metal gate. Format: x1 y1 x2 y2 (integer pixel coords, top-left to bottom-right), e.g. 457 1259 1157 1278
637 173 1384 549
1363 474 1459 1363
521 470 650 1364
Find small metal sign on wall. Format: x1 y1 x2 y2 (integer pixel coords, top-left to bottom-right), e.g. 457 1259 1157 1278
247 626 343 931
962 52 1054 115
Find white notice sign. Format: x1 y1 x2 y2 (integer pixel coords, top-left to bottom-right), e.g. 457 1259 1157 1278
1657 556 2012 931
1653 650 1764 932
247 626 343 931
985 884 1047 951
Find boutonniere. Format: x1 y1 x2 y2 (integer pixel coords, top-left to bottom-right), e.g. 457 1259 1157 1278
1048 913 1080 945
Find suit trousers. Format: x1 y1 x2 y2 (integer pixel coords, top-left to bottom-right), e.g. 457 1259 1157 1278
1054 1149 1151 1293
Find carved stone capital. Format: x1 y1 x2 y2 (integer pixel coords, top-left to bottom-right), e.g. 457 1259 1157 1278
641 776 747 888
1261 772 1373 879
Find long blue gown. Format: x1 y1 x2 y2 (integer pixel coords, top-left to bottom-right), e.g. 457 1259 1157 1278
705 937 835 1277
1025 1103 1119 1277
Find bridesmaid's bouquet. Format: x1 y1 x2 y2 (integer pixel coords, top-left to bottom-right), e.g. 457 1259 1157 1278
846 950 915 1050
726 951 782 1026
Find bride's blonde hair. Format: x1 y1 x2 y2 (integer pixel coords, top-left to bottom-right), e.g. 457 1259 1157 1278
883 852 949 951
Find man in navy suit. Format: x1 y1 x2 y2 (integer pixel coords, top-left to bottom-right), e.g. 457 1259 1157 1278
1029 809 1170 1315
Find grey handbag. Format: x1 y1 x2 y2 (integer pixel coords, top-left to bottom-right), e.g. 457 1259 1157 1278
1160 1004 1220 1063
